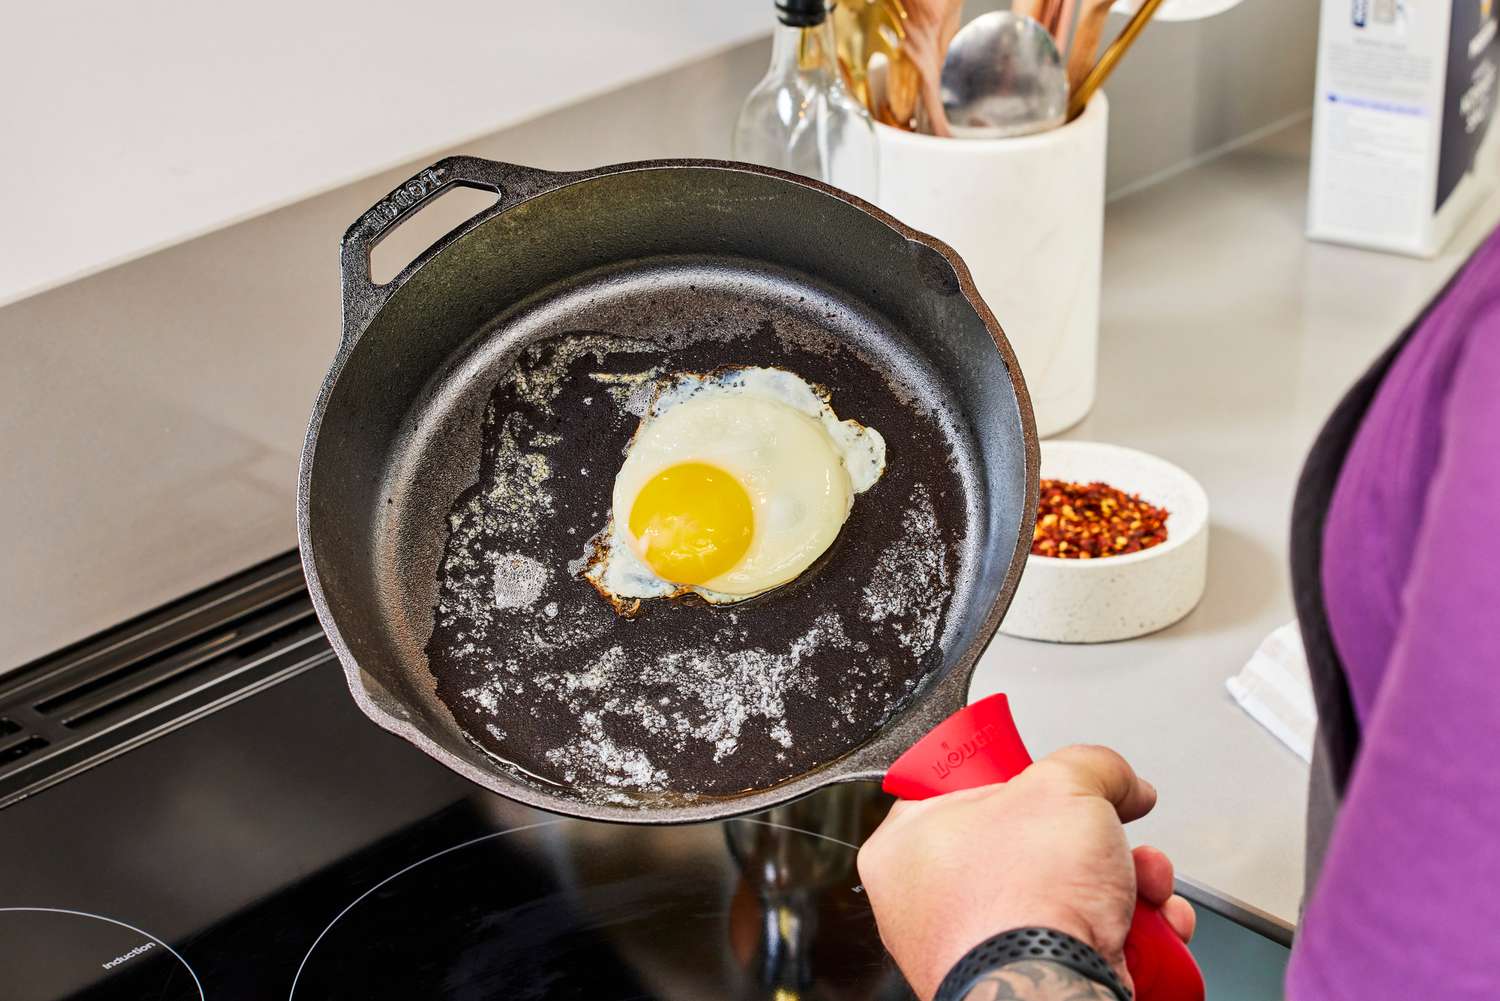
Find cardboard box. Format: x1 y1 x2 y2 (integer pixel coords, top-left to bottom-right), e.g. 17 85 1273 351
1308 0 1499 255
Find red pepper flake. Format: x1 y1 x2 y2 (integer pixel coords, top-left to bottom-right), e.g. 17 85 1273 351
1031 479 1169 559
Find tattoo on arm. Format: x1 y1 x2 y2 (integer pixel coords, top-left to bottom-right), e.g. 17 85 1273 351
958 959 1117 1001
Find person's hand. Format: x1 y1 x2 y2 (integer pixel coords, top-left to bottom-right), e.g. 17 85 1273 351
857 745 1196 1000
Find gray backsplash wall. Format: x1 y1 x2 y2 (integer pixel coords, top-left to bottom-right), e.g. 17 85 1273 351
0 8 1311 671
967 0 1317 194
1098 0 1316 195
490 0 1318 196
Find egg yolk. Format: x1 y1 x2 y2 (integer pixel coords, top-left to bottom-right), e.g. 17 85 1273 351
628 462 754 586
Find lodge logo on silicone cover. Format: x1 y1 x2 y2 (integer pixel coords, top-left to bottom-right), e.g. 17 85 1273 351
930 724 1008 781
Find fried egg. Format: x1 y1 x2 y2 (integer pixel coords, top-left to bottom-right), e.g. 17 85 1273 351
584 367 886 607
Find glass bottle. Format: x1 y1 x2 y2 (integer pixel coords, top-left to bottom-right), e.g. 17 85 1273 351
732 0 879 201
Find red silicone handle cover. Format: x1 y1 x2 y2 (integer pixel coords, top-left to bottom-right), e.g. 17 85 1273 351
882 694 1205 1001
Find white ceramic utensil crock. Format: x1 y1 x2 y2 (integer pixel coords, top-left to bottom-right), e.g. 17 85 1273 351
875 96 1107 437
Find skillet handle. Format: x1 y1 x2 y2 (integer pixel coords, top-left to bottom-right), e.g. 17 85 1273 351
339 155 559 343
882 694 1205 1001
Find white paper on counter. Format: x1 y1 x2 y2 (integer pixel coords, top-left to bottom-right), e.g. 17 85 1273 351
1226 621 1317 762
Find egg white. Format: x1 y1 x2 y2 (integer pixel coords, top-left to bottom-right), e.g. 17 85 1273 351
583 367 886 607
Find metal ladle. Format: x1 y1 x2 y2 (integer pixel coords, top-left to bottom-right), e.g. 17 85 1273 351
940 11 1067 138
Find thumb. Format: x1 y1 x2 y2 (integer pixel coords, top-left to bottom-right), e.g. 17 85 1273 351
1039 744 1158 822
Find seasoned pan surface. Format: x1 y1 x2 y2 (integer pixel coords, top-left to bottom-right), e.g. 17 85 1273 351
419 258 979 803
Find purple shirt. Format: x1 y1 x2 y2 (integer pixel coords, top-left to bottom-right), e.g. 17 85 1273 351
1287 233 1500 1000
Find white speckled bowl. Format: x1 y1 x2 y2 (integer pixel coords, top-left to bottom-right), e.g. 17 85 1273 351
1000 441 1210 643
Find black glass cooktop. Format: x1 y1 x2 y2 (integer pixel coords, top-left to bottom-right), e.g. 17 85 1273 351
0 653 911 1001
0 557 1292 1000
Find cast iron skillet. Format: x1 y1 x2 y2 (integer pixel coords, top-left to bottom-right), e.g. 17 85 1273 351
297 156 1200 1001
299 154 1039 823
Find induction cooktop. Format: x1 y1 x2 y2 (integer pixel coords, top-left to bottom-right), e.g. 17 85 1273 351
0 554 908 1000
0 554 1290 1000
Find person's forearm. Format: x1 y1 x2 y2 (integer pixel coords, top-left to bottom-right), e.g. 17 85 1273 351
957 960 1118 1001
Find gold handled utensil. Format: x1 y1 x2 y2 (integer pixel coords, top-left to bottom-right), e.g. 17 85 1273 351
1067 0 1167 120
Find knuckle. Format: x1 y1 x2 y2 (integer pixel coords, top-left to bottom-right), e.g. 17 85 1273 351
1069 742 1123 762
1016 758 1070 791
1027 743 1135 798
1057 743 1129 775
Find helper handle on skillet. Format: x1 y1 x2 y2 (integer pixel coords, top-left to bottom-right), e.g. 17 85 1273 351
339 156 566 344
883 694 1205 1001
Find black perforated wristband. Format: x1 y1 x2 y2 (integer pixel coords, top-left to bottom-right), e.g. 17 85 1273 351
932 927 1130 1001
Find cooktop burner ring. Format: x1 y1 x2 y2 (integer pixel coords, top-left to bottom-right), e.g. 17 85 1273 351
289 819 565 999
1 906 205 1001
288 811 882 1001
734 817 862 851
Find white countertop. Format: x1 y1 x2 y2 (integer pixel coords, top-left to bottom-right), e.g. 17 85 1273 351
0 2 763 307
968 122 1500 926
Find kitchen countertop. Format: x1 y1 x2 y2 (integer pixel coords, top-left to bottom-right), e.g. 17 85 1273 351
5 63 1498 928
969 122 1500 927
